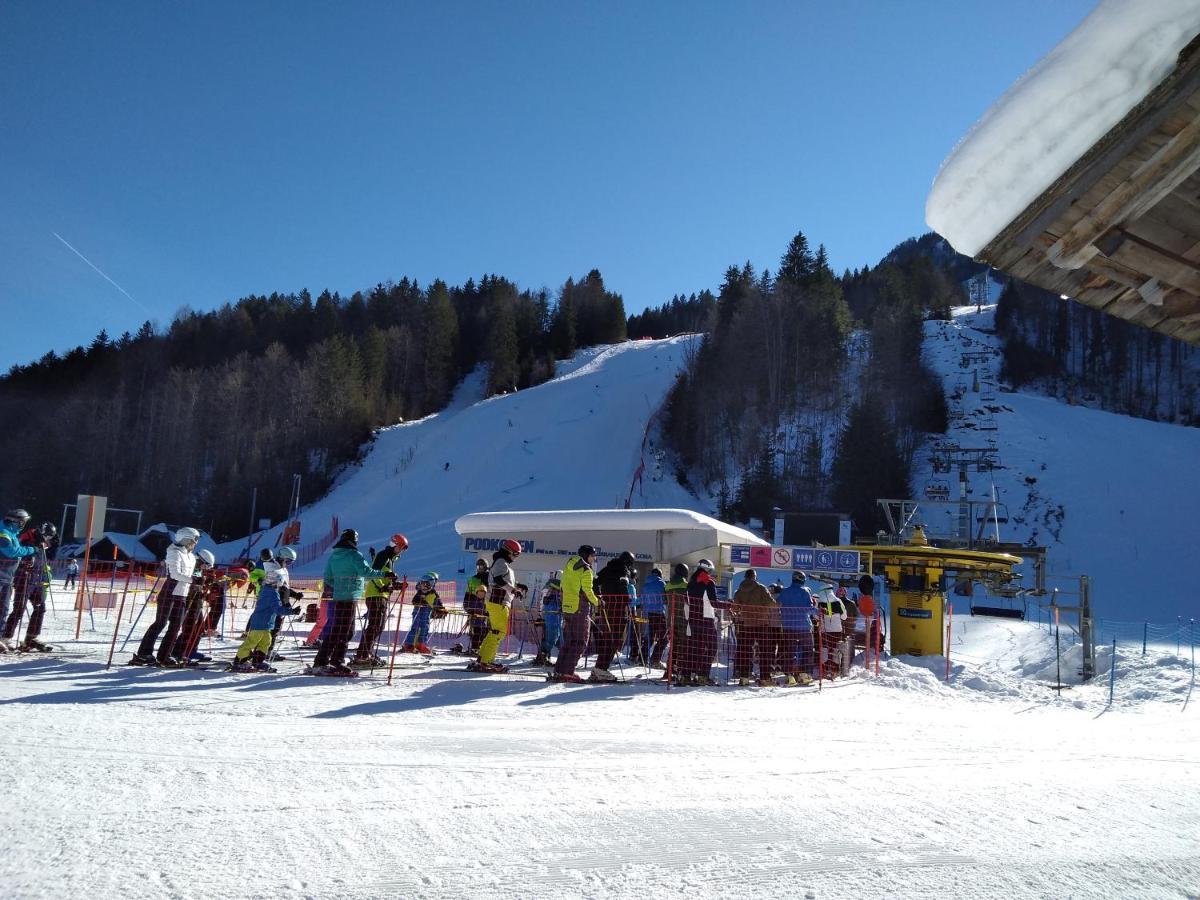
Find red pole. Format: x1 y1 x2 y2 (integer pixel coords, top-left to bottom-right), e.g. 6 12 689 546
664 593 675 689
945 603 954 682
385 580 410 686
817 620 824 692
74 496 96 639
106 565 136 668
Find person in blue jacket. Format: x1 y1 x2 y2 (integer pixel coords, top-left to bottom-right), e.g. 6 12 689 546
640 568 669 669
775 570 820 684
532 571 562 667
313 529 388 675
0 510 38 654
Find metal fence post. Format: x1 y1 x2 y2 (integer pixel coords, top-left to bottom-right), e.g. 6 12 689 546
1108 638 1117 706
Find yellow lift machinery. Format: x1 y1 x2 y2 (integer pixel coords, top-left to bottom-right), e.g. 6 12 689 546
835 527 1023 657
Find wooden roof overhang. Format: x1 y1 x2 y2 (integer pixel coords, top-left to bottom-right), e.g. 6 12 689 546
978 34 1200 345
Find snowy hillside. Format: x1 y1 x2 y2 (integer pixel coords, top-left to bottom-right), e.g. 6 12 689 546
226 337 705 578
916 303 1200 623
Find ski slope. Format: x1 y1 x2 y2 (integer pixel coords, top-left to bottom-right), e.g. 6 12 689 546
223 337 703 580
916 304 1200 624
0 597 1196 900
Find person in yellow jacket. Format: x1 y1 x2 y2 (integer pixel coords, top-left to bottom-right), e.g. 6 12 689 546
550 545 600 683
469 539 526 673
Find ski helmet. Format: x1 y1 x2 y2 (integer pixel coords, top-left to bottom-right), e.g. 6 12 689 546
550 570 562 580
421 571 439 583
696 558 714 573
338 528 359 546
476 558 488 569
259 548 274 561
672 562 689 580
858 574 875 595
174 526 201 545
391 533 409 551
3 509 30 529
39 522 57 539
618 550 635 566
792 570 807 583
197 549 215 566
577 544 597 558
650 567 662 577
276 546 297 561
500 538 522 557
744 568 757 580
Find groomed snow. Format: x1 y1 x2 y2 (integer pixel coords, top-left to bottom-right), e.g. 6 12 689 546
1 596 1196 899
926 0 1200 257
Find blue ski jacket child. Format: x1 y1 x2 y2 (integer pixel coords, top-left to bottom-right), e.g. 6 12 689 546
640 574 666 614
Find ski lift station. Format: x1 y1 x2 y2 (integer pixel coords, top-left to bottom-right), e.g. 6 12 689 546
455 508 770 575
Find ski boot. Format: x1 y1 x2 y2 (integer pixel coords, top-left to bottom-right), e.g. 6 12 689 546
415 643 433 655
231 659 255 673
329 663 359 678
737 677 751 687
548 672 584 683
22 638 53 653
0 637 16 653
128 653 158 666
531 651 550 666
252 661 277 673
467 661 508 674
588 667 618 683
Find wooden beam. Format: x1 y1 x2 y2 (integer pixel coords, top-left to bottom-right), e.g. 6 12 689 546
1047 113 1200 269
1100 228 1200 296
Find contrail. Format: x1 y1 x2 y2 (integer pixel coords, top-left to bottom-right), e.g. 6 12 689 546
52 232 155 316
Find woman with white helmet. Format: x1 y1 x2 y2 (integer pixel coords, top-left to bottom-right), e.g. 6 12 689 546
168 548 217 665
131 527 201 667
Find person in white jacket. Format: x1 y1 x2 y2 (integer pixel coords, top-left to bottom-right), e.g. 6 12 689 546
131 527 200 666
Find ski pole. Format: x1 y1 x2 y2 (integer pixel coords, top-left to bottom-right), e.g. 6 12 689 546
119 573 162 653
385 580 410 686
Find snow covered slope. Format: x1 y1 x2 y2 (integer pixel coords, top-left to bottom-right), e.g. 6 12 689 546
917 305 1200 623
229 337 704 579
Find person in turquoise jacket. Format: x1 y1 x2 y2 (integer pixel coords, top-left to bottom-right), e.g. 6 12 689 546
313 529 387 675
0 509 37 653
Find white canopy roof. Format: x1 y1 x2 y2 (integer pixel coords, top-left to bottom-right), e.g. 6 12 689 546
454 508 769 573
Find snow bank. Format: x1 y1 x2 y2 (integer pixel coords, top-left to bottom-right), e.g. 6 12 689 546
926 0 1200 256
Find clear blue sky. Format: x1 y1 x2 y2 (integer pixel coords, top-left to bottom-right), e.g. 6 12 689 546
0 0 1095 370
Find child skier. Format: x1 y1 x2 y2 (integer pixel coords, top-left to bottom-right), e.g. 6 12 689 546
401 572 445 654
640 568 668 669
458 558 490 654
232 547 303 672
532 571 562 666
469 539 525 673
352 533 407 666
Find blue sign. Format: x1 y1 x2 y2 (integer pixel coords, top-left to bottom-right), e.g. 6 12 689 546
729 544 861 574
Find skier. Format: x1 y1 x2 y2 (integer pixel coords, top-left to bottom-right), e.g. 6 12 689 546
246 548 272 597
64 557 79 589
232 548 303 672
639 567 668 669
591 550 636 682
458 558 490 654
857 574 879 652
731 568 778 686
130 527 201 667
168 548 217 664
313 529 387 676
776 571 819 685
470 538 525 673
532 570 562 667
818 589 849 678
550 545 600 683
681 559 723 685
352 533 407 666
664 563 689 679
0 509 36 653
401 572 445 654
2 521 55 652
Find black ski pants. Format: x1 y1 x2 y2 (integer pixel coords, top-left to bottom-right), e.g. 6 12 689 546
594 597 629 671
314 601 357 667
647 612 668 665
355 596 388 658
170 592 206 661
136 580 185 661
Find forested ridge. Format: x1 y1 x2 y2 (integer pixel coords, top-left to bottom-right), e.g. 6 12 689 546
6 228 1193 543
0 271 625 538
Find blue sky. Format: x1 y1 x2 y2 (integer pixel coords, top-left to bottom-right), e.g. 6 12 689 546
0 0 1095 370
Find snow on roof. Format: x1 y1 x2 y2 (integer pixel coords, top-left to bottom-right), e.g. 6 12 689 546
103 532 156 562
926 0 1200 257
455 508 769 571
